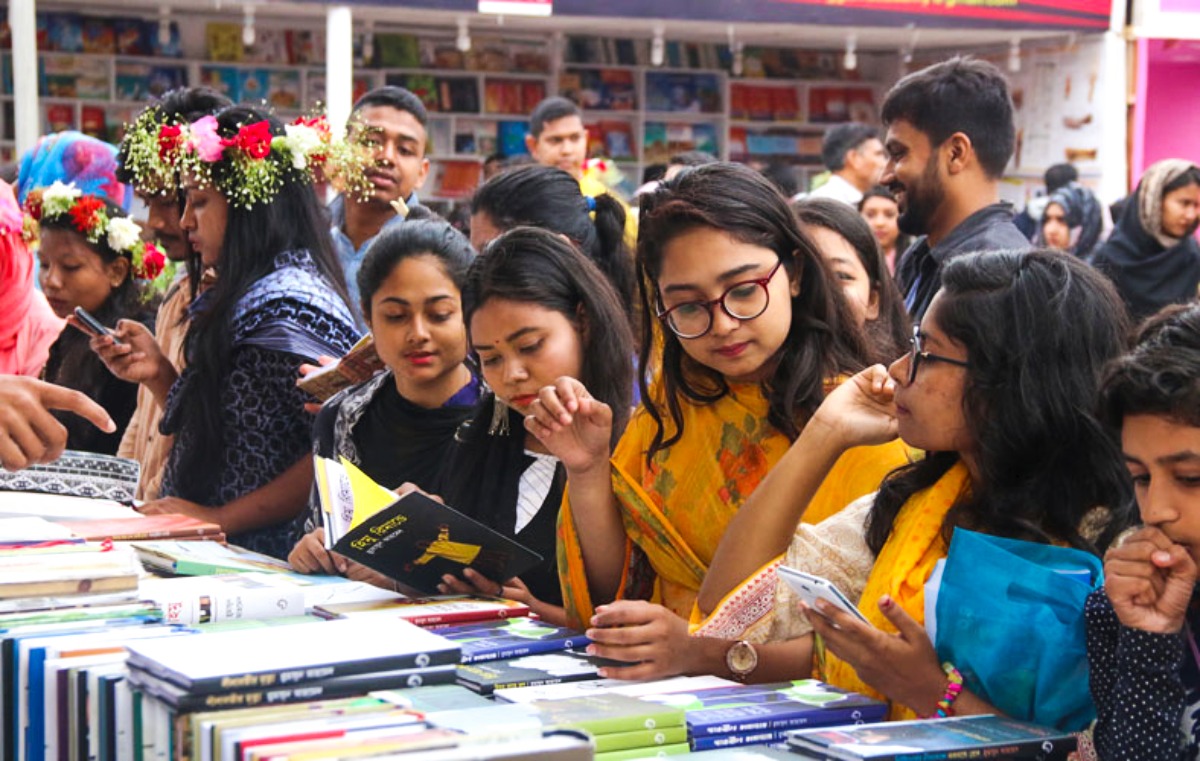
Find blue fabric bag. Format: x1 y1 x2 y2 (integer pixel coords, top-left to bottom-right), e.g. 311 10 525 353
933 528 1101 731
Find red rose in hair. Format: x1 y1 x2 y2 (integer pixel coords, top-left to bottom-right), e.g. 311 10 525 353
69 197 105 235
158 124 183 162
225 120 274 160
24 190 43 221
139 243 166 280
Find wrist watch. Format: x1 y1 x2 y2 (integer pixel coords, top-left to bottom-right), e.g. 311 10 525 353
725 640 759 682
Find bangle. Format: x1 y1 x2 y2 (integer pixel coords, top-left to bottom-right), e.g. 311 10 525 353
929 662 964 719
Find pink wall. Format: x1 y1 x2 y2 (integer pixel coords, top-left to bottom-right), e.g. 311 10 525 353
1133 38 1200 181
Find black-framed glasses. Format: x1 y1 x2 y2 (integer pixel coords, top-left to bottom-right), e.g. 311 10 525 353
907 323 969 384
657 260 784 340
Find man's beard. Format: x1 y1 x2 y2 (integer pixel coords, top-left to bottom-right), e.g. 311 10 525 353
897 161 945 237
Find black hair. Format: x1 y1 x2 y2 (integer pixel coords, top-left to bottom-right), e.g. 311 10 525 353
171 105 354 500
463 226 634 446
866 249 1133 557
821 123 879 172
859 185 914 255
351 85 429 127
1100 304 1200 429
760 162 799 198
793 197 910 364
483 153 506 165
668 151 718 168
471 165 635 309
357 218 476 320
1163 166 1200 195
115 87 233 186
529 97 581 138
881 56 1015 179
637 162 869 460
1044 163 1079 194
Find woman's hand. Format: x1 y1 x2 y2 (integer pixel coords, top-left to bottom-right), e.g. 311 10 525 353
808 365 899 452
288 527 345 575
524 377 613 475
84 319 174 390
297 355 336 415
585 600 694 681
805 594 944 716
0 376 114 471
1105 526 1197 635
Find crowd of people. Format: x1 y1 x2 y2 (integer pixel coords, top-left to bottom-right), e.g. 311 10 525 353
0 52 1198 759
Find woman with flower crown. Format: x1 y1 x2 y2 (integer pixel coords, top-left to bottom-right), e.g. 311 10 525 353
91 105 359 559
27 181 163 455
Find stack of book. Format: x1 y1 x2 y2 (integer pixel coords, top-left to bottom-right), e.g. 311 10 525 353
786 714 1077 759
0 542 142 601
315 593 530 627
60 513 226 543
455 650 610 696
435 617 590 664
529 693 690 759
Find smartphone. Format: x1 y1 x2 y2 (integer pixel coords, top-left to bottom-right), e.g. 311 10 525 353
73 306 122 344
778 566 870 625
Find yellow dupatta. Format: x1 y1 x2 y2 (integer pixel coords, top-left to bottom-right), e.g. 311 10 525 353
557 382 911 629
821 460 971 721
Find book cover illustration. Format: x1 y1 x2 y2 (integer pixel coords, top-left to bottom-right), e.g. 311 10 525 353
436 617 589 663
645 72 722 114
297 334 385 402
316 456 542 595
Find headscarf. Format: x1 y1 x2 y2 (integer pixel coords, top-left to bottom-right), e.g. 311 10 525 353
1040 181 1104 259
16 132 130 211
1092 159 1200 320
0 179 62 375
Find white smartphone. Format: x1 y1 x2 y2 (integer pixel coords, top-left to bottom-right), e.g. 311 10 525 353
778 565 870 625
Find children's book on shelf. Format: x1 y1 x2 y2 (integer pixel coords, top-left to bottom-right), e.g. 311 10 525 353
808 86 875 124
786 714 1076 760
374 33 421 68
243 29 289 65
434 160 482 199
296 333 385 402
266 70 302 110
645 72 723 114
315 594 530 627
497 121 530 157
314 455 542 595
206 22 244 62
198 65 240 103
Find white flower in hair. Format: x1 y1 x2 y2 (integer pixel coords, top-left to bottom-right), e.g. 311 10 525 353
41 181 82 217
106 216 142 253
282 123 323 170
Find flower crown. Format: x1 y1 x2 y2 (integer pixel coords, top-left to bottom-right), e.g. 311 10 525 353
25 181 167 283
146 112 373 210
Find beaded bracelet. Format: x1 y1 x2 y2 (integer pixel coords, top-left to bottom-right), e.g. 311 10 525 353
932 662 964 718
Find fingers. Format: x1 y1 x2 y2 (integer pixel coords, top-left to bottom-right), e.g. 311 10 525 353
596 661 663 681
36 382 115 434
590 599 657 628
1155 544 1199 581
437 574 480 596
462 568 504 597
859 364 896 397
875 595 926 643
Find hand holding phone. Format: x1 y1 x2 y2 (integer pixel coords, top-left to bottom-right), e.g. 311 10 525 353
778 566 870 625
73 307 123 344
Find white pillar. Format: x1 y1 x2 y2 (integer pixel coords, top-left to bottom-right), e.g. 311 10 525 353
10 0 39 157
325 5 353 140
1099 31 1130 203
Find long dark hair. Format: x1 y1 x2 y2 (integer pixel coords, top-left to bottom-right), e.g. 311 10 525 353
793 197 910 364
463 226 634 445
636 162 868 460
171 105 352 500
471 165 634 309
866 249 1133 556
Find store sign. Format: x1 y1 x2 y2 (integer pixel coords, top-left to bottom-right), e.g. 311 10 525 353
478 0 553 15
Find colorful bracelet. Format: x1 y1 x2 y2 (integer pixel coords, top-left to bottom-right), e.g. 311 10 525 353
931 662 964 718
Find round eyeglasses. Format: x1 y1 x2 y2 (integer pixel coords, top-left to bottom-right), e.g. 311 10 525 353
657 260 784 340
906 323 969 384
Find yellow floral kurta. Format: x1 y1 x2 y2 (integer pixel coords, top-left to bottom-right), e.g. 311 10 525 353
557 381 911 628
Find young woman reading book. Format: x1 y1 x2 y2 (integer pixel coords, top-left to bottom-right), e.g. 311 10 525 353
525 163 909 680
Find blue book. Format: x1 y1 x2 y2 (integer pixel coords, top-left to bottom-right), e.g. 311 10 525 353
690 727 788 751
638 679 886 738
435 617 589 664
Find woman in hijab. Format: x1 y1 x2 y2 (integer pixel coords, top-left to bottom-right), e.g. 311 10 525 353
1039 181 1104 260
0 180 62 376
1092 159 1200 320
16 131 130 211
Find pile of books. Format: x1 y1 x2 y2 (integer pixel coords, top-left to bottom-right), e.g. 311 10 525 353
786 714 1077 759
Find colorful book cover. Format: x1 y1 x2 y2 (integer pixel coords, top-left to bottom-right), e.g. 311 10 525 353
238 68 270 106
266 70 302 110
80 19 115 55
315 595 529 627
435 617 588 663
113 19 150 56
456 650 607 695
638 679 886 737
198 65 240 103
530 693 686 735
375 34 420 68
206 22 243 62
44 13 83 53
125 617 460 694
786 714 1076 760
496 121 530 157
319 457 543 595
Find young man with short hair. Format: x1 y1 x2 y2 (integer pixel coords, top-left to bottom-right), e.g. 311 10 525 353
809 123 887 206
882 57 1031 319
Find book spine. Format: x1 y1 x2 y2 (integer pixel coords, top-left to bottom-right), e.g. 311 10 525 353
690 703 886 737
689 728 787 751
405 607 527 628
459 636 586 664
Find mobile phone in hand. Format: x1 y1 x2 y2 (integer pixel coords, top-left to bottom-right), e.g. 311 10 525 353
73 306 123 344
778 566 871 625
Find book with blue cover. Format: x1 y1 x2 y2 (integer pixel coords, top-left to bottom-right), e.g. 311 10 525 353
434 617 589 664
456 650 611 696
636 679 886 738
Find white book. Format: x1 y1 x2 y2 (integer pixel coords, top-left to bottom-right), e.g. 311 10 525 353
493 674 737 704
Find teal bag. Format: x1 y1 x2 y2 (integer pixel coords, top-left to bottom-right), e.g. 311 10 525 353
933 528 1101 731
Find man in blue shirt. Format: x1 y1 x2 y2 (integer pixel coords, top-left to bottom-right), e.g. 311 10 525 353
330 87 431 322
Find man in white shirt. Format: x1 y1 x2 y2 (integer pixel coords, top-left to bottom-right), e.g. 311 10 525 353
806 123 888 206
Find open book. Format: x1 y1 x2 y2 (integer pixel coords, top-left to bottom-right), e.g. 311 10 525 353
296 334 386 402
313 455 543 595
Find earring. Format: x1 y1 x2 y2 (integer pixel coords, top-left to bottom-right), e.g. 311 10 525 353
487 397 510 437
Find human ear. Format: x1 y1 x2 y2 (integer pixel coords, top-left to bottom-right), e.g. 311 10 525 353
945 133 972 175
107 256 130 287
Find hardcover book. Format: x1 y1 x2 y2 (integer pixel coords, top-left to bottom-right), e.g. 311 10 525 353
786 714 1076 760
434 617 589 663
530 692 686 736
60 514 224 542
456 650 609 696
314 595 530 627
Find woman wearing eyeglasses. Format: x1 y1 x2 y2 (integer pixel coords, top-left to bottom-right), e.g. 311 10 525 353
525 163 909 681
691 248 1134 723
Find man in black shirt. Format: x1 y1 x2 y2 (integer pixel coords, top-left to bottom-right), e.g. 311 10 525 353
882 57 1032 319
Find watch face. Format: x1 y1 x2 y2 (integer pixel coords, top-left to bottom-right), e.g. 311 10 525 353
728 641 757 674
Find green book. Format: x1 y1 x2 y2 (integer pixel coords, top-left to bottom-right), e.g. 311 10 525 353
595 742 691 760
593 725 688 752
530 693 686 736
131 541 293 576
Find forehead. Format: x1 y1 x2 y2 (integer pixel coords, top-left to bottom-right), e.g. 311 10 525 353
355 105 427 142
537 115 585 139
39 227 100 260
469 298 566 339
